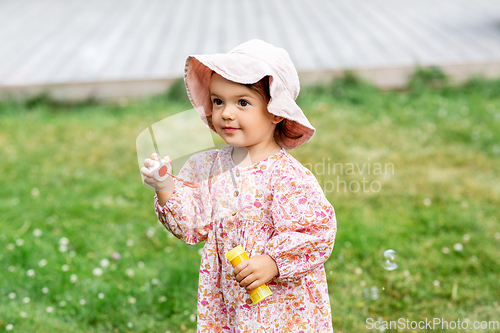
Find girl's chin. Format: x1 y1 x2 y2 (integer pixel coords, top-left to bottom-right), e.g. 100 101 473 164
222 138 242 146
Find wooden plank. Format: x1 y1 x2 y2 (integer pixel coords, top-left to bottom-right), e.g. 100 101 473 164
387 0 481 59
354 0 438 63
426 0 500 57
0 0 22 21
322 0 390 66
118 0 170 79
304 0 363 67
149 0 191 77
224 0 242 51
268 0 316 70
36 0 128 84
200 0 223 55
166 0 206 76
372 0 463 63
0 0 74 83
142 0 180 76
339 0 410 62
337 0 397 63
240 0 261 43
91 0 159 80
237 0 268 44
67 0 149 81
0 0 46 43
252 0 272 43
287 0 341 69
457 1 500 55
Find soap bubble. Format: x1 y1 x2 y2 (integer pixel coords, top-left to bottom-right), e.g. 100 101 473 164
382 249 398 270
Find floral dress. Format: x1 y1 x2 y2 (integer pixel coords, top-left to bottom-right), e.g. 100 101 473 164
154 146 337 332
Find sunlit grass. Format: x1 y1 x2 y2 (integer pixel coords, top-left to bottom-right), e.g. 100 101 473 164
1 69 499 332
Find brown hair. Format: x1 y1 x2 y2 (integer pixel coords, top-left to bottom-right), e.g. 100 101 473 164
245 76 303 145
244 76 271 103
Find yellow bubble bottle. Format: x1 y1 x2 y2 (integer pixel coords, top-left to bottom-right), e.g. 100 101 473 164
226 245 272 304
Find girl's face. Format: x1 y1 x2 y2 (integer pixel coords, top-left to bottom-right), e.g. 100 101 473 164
209 73 283 150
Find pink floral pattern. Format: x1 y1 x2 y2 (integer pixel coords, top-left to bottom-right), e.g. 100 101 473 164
154 146 337 332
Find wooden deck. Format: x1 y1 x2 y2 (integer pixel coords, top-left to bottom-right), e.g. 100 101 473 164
1 0 500 101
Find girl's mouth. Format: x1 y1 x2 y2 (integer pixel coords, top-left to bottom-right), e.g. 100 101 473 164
223 127 240 133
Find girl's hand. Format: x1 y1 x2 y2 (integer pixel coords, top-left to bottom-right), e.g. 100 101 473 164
233 254 279 291
141 153 174 192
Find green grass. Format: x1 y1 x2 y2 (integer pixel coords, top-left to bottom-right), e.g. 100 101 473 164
1 68 499 332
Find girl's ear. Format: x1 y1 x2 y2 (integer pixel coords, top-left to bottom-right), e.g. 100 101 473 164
272 116 284 124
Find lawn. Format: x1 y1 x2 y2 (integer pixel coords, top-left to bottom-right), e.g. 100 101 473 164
0 68 499 332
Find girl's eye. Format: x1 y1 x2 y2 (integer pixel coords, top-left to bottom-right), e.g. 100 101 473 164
213 98 223 106
239 100 249 107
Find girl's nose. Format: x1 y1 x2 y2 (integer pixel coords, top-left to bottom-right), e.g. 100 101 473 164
221 106 236 120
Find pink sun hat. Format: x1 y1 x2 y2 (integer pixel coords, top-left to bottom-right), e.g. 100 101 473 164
183 39 316 150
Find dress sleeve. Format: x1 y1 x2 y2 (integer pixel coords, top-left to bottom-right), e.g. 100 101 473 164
265 165 337 281
154 150 216 245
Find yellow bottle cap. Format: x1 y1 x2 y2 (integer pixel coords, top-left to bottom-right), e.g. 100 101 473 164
249 284 272 304
226 245 245 262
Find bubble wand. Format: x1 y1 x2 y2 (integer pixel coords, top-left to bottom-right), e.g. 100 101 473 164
147 126 198 188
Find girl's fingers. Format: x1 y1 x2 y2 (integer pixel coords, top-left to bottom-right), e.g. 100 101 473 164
235 266 253 284
240 275 258 290
244 280 260 291
233 261 249 277
140 167 154 180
